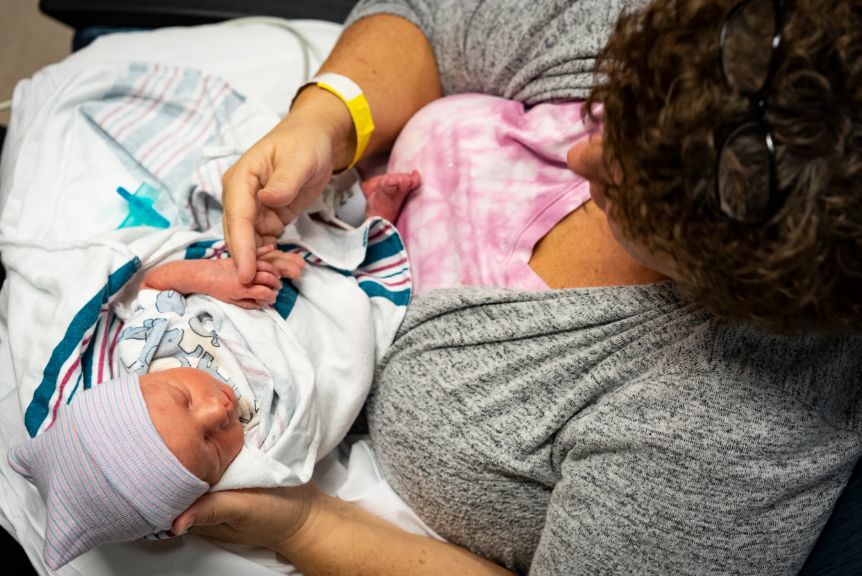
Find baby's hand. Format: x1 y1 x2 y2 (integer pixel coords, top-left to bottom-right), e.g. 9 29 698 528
200 256 283 310
141 246 305 310
216 246 305 308
256 245 306 280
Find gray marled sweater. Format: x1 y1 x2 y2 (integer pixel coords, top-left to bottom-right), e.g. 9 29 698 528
346 0 646 103
346 2 862 575
371 287 861 575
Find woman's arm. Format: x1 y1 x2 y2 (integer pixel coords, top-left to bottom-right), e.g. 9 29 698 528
222 14 441 283
312 13 443 163
176 484 513 576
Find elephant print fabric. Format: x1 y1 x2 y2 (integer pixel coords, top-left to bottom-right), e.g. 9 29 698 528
117 288 259 426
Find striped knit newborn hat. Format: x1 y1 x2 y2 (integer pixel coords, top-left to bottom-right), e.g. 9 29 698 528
7 372 209 570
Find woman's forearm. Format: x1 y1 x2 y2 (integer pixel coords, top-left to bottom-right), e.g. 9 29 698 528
293 14 443 170
282 494 514 576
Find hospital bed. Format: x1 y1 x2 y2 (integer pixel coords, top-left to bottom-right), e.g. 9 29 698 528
0 1 859 574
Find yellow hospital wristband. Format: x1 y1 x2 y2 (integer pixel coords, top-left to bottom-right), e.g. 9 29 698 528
309 73 375 170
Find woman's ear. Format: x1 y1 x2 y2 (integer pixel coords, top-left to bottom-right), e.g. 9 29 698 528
567 137 611 212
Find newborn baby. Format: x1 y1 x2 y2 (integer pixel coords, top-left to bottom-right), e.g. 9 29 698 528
7 169 420 570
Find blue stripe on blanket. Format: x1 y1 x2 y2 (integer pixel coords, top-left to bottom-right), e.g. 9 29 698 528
185 239 222 260
273 281 299 319
276 242 302 254
360 233 405 268
67 373 83 404
25 258 141 437
357 281 411 307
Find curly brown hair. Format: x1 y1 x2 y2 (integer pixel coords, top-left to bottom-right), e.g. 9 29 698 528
586 0 862 333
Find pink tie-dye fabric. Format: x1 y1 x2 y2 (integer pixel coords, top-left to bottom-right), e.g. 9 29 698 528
388 94 593 293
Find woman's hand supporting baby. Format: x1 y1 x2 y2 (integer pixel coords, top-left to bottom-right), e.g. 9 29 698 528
140 245 304 309
174 485 515 576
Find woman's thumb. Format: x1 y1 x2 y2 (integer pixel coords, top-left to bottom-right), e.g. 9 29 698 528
173 509 197 534
258 169 302 208
173 493 223 533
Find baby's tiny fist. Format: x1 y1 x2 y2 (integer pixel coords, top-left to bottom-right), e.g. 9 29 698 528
261 251 305 280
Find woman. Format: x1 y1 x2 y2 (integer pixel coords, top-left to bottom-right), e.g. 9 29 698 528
175 0 862 574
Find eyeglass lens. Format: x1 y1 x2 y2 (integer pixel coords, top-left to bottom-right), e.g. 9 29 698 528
718 123 773 222
722 0 777 94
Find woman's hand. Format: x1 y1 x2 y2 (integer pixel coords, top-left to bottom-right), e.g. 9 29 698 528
175 482 514 576
173 483 320 551
222 14 441 286
222 88 354 285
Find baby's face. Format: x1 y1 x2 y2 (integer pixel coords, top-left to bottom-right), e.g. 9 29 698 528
139 368 243 484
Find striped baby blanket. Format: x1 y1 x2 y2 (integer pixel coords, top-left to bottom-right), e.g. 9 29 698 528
0 62 411 490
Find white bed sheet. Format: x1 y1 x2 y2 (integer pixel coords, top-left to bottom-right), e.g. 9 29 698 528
1 18 340 215
0 19 437 575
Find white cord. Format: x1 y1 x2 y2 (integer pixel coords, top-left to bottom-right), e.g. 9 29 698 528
0 100 11 113
219 16 324 83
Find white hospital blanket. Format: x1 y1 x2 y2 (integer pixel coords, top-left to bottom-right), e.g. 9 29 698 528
1 55 412 492
0 21 440 576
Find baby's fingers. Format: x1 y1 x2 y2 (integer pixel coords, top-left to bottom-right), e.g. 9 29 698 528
256 260 278 277
243 285 279 305
263 252 306 279
256 244 276 257
254 270 282 291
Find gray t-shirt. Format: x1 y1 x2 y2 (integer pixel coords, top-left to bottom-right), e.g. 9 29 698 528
346 1 862 574
370 286 861 575
346 0 646 104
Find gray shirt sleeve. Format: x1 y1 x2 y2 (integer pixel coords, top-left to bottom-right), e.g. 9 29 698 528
345 0 645 104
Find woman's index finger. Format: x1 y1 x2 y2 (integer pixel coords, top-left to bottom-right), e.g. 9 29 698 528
223 170 262 285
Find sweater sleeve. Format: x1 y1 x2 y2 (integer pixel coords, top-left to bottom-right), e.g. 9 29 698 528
345 0 646 104
529 373 859 576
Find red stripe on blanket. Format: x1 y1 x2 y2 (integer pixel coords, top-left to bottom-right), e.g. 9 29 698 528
362 257 408 275
113 66 183 142
48 334 92 427
97 63 161 127
137 77 210 165
107 320 124 379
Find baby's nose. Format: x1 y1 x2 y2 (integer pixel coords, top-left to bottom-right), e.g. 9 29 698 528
197 396 229 429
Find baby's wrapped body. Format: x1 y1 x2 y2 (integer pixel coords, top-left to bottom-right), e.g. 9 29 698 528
7 215 412 569
118 273 313 480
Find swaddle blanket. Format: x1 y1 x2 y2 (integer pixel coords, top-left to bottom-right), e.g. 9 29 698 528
0 62 411 491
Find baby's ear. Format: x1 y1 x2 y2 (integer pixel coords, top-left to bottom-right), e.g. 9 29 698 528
7 443 34 479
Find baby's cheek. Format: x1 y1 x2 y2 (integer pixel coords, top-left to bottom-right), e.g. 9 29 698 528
226 424 245 462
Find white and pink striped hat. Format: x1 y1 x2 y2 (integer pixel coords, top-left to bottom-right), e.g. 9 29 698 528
7 372 209 570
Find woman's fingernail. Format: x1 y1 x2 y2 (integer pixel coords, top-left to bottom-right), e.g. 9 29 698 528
174 517 195 534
